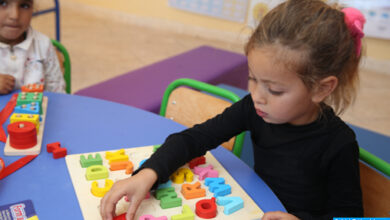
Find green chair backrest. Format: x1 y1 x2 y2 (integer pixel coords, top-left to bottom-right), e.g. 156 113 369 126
51 39 71 94
160 78 245 157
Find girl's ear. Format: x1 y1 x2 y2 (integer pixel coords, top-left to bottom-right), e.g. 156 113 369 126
311 76 338 103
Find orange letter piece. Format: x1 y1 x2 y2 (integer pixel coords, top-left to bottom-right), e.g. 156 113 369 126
181 181 206 200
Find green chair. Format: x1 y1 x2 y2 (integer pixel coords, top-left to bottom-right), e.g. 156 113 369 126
160 78 245 157
51 39 71 94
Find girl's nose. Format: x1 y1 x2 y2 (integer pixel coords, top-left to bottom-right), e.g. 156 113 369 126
251 84 267 105
8 5 20 20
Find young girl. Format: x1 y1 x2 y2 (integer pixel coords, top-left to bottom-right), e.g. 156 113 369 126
0 0 66 94
101 0 365 219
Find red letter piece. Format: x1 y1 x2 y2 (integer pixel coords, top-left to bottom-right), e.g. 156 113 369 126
196 197 217 219
113 213 126 220
53 147 67 159
47 142 61 153
188 156 206 169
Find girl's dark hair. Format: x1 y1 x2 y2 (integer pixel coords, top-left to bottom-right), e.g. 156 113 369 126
245 0 362 114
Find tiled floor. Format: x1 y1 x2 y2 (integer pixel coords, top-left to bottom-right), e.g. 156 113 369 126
31 3 390 137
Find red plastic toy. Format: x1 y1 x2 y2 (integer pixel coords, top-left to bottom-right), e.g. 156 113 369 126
47 142 61 152
195 197 217 219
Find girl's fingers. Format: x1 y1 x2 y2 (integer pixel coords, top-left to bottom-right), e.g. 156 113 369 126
126 195 143 220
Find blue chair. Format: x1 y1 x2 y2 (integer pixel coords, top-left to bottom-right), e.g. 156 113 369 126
33 0 60 41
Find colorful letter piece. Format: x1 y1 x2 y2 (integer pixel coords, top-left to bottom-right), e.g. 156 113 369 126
47 142 60 153
153 144 161 152
205 177 231 197
216 196 244 215
108 155 128 164
195 197 217 219
139 158 147 167
46 142 67 159
171 168 194 184
155 187 182 209
113 213 126 220
193 165 218 180
91 179 113 197
139 215 168 220
80 154 103 168
157 180 172 189
14 103 40 115
181 181 206 200
85 165 109 180
105 149 125 159
171 205 195 220
53 147 67 159
188 156 206 169
109 161 134 174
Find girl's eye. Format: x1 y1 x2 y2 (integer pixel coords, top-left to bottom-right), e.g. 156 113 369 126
0 1 7 6
20 3 32 9
268 88 284 95
248 76 257 82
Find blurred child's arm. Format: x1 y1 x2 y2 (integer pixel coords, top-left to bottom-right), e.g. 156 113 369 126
0 74 15 94
100 168 157 220
43 43 66 93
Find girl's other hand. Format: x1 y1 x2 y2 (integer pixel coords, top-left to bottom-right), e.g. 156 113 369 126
100 168 158 220
0 74 15 94
262 211 300 220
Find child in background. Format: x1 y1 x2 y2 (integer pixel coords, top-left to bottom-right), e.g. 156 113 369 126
0 0 65 94
101 0 365 219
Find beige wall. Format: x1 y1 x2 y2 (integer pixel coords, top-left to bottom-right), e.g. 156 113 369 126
71 0 247 35
67 0 390 61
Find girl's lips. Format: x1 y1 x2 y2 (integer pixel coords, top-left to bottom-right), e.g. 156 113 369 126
256 109 268 117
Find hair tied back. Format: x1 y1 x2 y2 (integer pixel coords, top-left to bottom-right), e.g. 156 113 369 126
341 7 366 57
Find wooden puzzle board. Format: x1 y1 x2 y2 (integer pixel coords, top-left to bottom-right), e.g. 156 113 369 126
65 146 264 219
4 96 48 156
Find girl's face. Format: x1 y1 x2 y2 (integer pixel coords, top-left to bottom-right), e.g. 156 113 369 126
0 0 33 45
248 46 319 125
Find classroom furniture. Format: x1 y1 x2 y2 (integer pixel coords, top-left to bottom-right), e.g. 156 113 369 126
160 78 245 157
33 0 61 41
52 40 71 94
218 83 390 217
0 91 285 219
359 162 390 217
75 46 248 113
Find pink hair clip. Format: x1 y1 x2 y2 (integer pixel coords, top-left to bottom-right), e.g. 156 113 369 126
341 7 366 56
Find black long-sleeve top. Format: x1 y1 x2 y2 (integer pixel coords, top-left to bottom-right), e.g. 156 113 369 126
138 94 363 219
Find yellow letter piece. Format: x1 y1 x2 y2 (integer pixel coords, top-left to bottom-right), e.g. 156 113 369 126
105 149 125 160
171 205 195 220
91 179 114 197
171 168 193 184
108 155 129 164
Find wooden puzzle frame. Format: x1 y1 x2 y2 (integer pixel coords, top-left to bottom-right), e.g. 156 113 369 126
65 146 264 219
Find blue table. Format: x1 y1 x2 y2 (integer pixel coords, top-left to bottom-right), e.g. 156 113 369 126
0 92 285 219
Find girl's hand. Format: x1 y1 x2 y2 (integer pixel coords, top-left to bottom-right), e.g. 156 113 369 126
0 74 15 94
262 211 300 220
100 168 158 220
